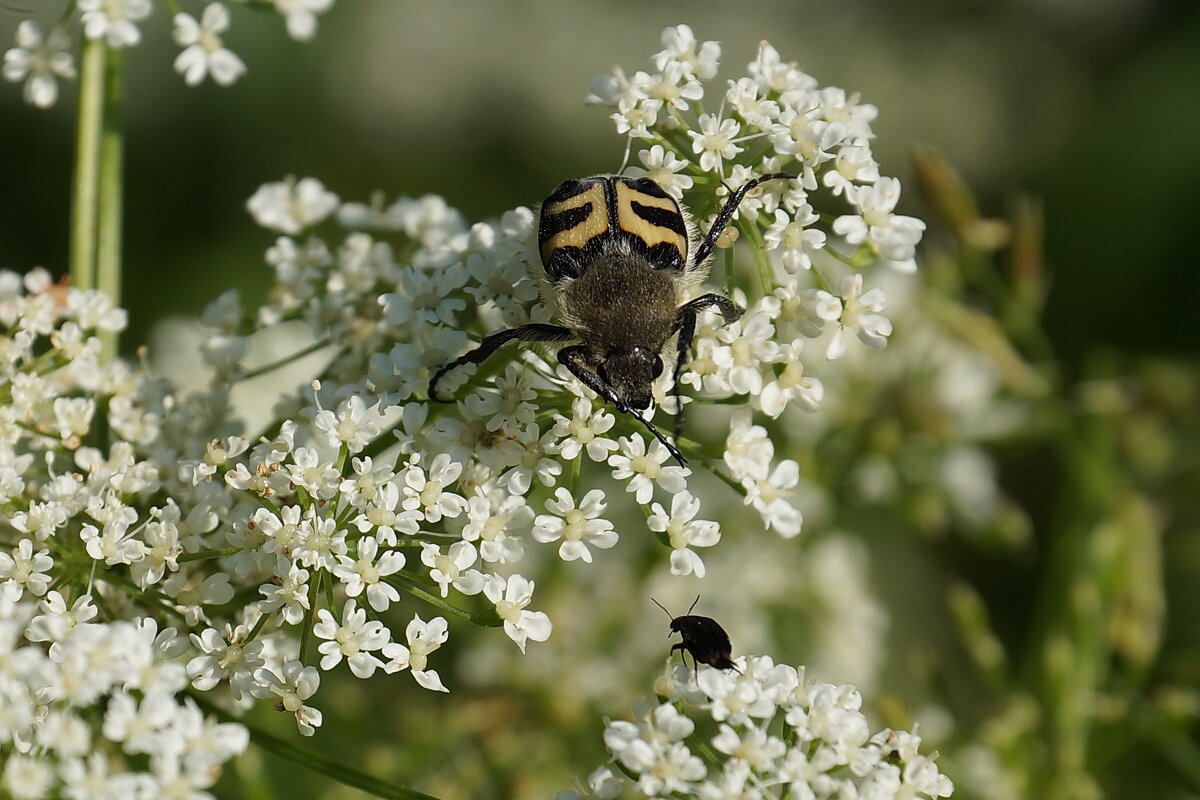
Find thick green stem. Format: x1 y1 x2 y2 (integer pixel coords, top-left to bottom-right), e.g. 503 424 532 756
97 46 125 361
70 38 106 291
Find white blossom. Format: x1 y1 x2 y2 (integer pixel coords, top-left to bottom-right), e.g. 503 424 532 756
247 177 340 234
483 574 552 653
173 3 246 86
2 21 75 108
383 614 450 692
533 487 618 563
78 0 152 48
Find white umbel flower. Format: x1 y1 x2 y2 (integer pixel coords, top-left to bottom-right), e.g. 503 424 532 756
827 274 892 360
533 487 618 563
833 177 926 272
2 21 76 108
273 0 335 41
173 3 246 87
78 0 152 48
313 600 389 678
247 177 340 234
647 491 720 577
483 574 552 653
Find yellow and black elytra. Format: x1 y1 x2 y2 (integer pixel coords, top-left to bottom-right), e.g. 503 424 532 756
428 172 795 464
653 596 740 675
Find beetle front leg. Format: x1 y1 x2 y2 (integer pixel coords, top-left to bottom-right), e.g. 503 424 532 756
670 293 745 440
428 323 575 401
558 346 687 466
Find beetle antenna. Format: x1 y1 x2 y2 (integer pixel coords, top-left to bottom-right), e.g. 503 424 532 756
651 597 673 619
687 594 701 615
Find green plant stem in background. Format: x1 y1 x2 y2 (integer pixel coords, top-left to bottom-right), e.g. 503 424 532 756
70 38 105 292
97 46 125 363
191 694 443 800
68 38 125 362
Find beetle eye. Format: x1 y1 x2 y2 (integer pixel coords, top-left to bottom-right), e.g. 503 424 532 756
652 355 664 378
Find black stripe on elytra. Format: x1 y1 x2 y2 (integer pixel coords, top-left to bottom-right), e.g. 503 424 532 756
544 178 588 204
633 240 686 272
618 176 670 199
629 201 688 237
537 204 593 245
544 240 606 281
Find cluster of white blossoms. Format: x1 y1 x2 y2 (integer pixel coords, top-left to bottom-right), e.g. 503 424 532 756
171 28 926 727
0 267 473 750
559 659 953 800
0 271 249 794
2 0 337 105
1 24 934 771
0 594 247 798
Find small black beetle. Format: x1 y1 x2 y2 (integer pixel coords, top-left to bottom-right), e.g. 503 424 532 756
652 596 739 674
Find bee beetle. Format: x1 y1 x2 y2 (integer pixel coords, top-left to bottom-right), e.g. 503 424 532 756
428 172 795 464
652 596 739 674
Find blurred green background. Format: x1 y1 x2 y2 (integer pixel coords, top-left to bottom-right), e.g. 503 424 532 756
3 0 1199 362
3 2 1199 798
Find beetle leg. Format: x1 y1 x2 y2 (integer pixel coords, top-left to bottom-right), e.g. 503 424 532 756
669 642 696 678
428 323 576 402
559 346 687 466
691 172 796 268
670 293 744 440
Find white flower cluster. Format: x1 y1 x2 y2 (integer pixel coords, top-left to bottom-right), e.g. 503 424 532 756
2 0 337 104
0 594 247 799
1 25 933 761
560 658 953 800
235 27 929 569
0 272 250 791
0 271 248 794
173 31 930 723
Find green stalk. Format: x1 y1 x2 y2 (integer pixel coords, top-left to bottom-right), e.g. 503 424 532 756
190 694 442 800
70 38 107 291
96 46 125 362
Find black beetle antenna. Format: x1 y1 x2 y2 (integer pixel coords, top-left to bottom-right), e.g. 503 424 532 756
651 597 673 619
686 594 701 615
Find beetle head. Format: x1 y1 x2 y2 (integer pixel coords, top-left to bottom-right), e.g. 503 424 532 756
600 346 664 411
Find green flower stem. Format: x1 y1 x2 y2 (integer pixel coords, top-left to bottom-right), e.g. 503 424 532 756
1027 410 1127 798
736 219 774 295
102 572 186 623
568 451 582 495
244 608 273 643
178 546 244 564
97 46 124 362
190 694 442 800
237 338 335 382
69 37 106 292
298 569 323 663
724 246 736 296
703 462 747 497
385 573 502 627
809 263 835 295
